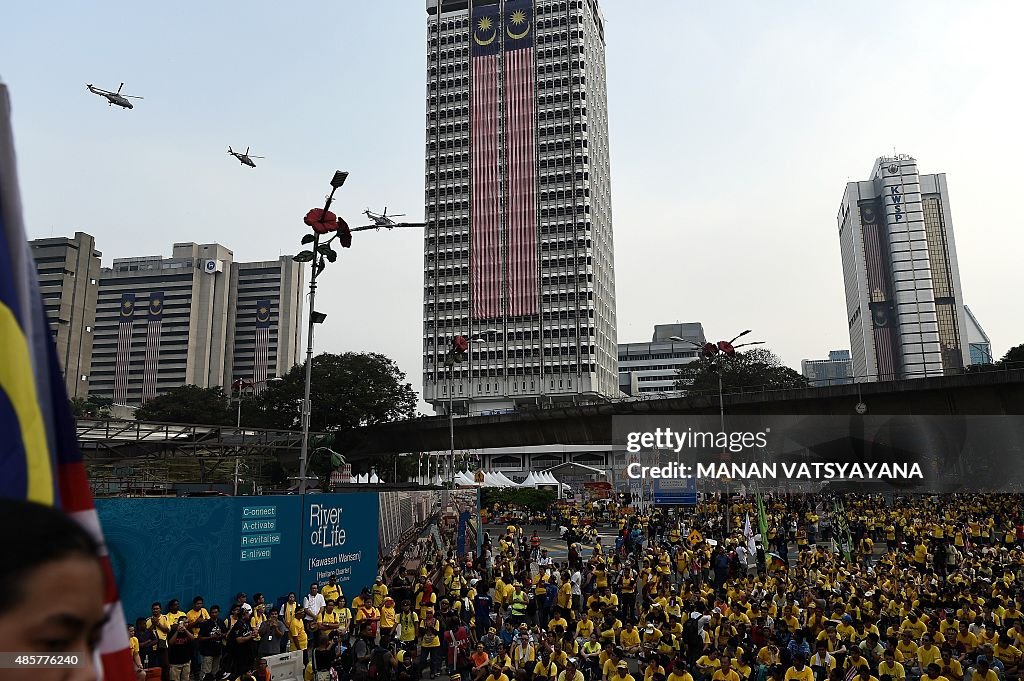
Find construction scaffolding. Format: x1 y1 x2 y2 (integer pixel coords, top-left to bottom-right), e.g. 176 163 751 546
76 418 322 497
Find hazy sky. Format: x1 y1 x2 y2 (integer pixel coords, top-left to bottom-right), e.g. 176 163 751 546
4 1 1022 412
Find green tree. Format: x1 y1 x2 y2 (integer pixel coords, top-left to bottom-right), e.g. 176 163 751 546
254 352 417 449
675 347 809 394
998 344 1024 367
135 385 235 425
481 488 556 512
70 395 112 419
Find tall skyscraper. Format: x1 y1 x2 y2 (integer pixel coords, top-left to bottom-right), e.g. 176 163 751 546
838 155 970 382
29 232 101 399
89 242 303 407
423 0 617 415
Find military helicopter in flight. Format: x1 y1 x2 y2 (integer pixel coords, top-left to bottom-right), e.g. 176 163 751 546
363 207 406 227
228 146 264 168
86 82 143 109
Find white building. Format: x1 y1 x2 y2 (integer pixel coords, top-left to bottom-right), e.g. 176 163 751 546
837 155 971 382
422 0 617 417
618 323 705 396
801 350 854 387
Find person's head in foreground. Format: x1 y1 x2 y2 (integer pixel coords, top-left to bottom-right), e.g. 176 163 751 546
0 498 106 681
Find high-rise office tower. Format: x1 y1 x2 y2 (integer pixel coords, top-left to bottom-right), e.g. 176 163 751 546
89 242 303 407
423 0 617 415
226 258 304 392
838 155 970 381
29 232 101 399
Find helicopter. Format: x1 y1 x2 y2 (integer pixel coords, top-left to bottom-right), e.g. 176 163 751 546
228 146 264 168
363 207 406 227
86 82 143 109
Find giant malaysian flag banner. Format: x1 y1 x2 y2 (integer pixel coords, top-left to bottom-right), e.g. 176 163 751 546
0 80 135 680
470 2 502 321
502 0 538 318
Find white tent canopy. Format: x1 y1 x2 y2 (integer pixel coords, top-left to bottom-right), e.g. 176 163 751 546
519 471 541 488
494 472 519 487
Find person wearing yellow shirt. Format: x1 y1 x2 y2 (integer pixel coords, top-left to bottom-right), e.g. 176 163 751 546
643 657 666 681
612 661 636 681
668 660 694 681
917 636 942 673
853 664 879 681
289 610 308 655
758 644 781 667
320 574 342 606
549 614 570 634
185 596 210 637
577 613 596 640
955 623 979 654
897 631 919 660
619 622 642 656
902 613 928 639
534 655 558 680
993 635 1022 676
939 649 964 681
879 650 906 681
486 663 511 681
844 648 870 676
379 597 397 640
697 649 723 676
372 576 390 607
971 658 999 681
784 656 814 681
809 644 837 678
712 658 740 681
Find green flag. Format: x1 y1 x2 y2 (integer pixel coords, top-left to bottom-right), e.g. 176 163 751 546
755 491 769 539
832 497 853 562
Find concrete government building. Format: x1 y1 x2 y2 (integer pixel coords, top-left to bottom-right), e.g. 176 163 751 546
422 0 618 416
31 236 303 408
838 155 972 382
29 232 102 399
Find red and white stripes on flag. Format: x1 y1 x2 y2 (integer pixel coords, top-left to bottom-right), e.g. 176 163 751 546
253 299 272 393
470 3 502 321
254 326 269 391
503 0 538 317
141 321 160 403
0 80 136 681
114 293 135 405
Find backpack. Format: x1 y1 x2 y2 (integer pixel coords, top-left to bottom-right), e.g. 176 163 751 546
684 618 699 643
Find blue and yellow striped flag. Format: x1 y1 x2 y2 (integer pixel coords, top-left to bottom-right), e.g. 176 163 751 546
0 80 135 681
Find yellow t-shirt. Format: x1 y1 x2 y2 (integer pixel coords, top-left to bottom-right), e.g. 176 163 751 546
785 667 814 681
321 584 342 604
878 661 905 680
917 646 942 669
712 670 740 681
186 608 210 635
289 617 308 649
380 606 397 629
620 629 641 647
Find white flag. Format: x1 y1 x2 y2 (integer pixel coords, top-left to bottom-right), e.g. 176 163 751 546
744 513 756 555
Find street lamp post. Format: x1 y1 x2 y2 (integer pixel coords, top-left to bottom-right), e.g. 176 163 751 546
443 330 497 489
671 330 764 532
290 172 424 494
295 171 349 495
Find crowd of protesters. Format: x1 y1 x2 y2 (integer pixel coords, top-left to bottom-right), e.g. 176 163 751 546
131 494 1024 681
